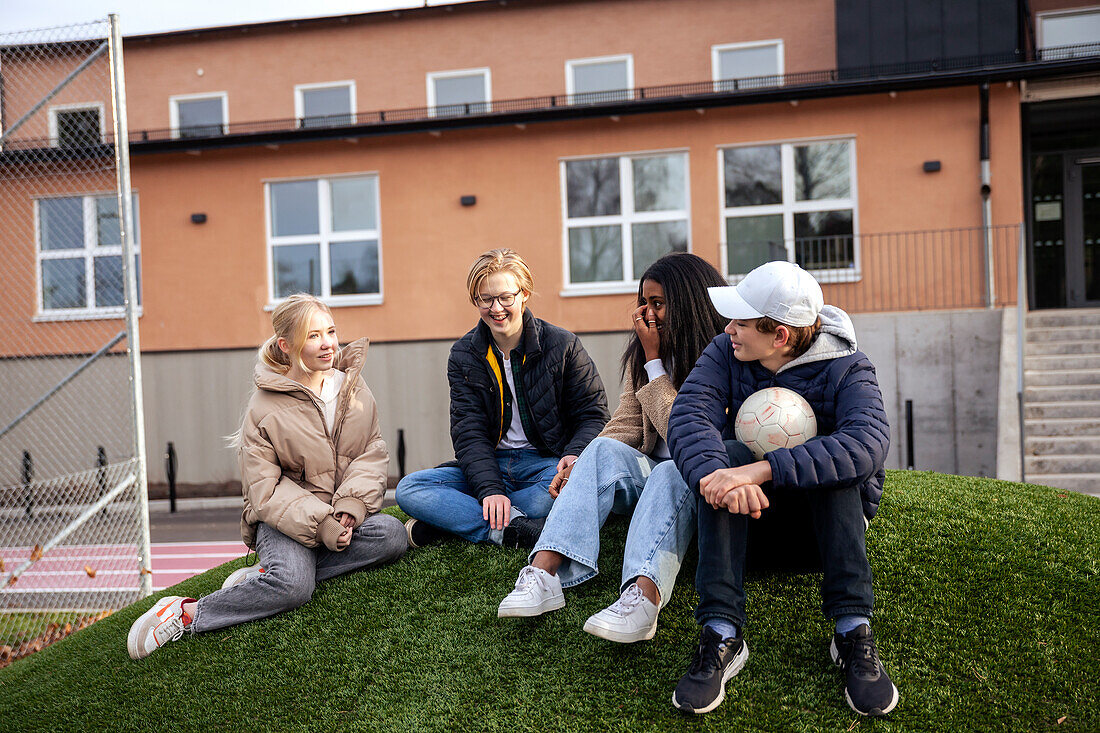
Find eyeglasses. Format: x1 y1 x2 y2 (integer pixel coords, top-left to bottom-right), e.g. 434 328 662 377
475 290 522 308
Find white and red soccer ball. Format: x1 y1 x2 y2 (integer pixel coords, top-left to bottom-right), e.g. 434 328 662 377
734 387 818 460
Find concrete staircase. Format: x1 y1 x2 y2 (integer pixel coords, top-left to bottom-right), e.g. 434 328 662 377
1024 308 1100 496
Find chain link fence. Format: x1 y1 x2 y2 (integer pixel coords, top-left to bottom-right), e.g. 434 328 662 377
0 18 149 661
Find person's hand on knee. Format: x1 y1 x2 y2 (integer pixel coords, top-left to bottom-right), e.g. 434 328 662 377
483 494 511 530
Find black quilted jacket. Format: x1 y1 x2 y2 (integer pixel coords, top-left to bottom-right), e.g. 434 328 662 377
446 309 609 502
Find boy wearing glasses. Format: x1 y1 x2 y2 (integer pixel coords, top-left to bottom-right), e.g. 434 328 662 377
396 249 609 549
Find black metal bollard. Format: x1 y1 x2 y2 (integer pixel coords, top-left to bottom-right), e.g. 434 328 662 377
165 442 178 513
396 429 406 480
905 400 915 470
22 450 33 517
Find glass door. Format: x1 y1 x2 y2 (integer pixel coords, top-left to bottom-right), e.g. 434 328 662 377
1066 155 1100 307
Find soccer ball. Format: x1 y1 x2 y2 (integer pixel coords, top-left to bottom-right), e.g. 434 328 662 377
734 387 818 460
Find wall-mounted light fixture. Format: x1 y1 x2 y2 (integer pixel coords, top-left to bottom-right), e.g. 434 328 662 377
190 213 208 224
460 195 477 207
922 161 941 173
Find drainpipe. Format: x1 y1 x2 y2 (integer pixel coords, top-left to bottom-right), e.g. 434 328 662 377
980 83 996 307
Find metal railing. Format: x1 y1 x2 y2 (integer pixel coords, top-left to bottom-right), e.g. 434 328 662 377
1 43 1098 154
723 224 1021 314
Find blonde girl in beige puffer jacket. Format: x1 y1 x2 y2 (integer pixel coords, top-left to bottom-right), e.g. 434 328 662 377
126 294 406 660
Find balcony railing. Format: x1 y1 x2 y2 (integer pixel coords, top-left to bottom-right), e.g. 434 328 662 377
1 43 1099 156
723 224 1021 314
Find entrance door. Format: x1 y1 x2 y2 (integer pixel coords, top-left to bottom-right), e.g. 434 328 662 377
1065 155 1100 307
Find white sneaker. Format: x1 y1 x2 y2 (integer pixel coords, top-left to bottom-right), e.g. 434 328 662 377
583 582 659 643
221 565 265 589
497 565 565 618
127 595 194 660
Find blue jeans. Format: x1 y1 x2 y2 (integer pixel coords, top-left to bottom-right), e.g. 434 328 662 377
395 449 558 544
532 436 697 605
695 441 875 628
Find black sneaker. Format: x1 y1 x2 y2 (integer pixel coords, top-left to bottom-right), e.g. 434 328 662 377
404 518 448 549
671 626 749 714
501 516 545 549
830 624 899 716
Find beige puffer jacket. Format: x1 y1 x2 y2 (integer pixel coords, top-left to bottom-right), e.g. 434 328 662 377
597 368 677 454
237 338 388 551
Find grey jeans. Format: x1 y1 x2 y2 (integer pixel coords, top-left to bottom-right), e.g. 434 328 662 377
191 513 407 633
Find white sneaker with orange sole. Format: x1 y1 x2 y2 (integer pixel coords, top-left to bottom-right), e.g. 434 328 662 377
221 565 265 589
127 595 194 660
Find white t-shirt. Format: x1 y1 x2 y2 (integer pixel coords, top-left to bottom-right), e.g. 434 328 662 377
318 369 347 433
498 354 533 450
644 358 672 460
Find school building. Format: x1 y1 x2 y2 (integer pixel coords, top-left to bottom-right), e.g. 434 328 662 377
2 0 1098 497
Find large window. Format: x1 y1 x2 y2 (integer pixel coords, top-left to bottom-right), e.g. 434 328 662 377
266 174 382 305
1039 9 1100 59
36 193 140 317
49 104 103 147
566 55 633 102
721 139 857 279
562 152 689 291
712 41 784 90
427 69 491 116
295 81 355 128
170 93 228 138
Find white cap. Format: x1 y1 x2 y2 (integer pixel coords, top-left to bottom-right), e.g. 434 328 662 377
707 261 823 327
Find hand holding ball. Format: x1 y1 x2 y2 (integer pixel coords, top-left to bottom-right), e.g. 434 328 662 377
734 387 817 460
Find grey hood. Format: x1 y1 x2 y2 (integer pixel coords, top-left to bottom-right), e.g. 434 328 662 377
777 305 857 373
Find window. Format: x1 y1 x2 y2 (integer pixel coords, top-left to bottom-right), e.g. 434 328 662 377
295 81 356 128
1039 9 1100 59
566 55 633 103
427 68 491 116
721 139 857 280
712 41 784 90
266 174 382 304
562 152 689 291
49 104 103 147
36 193 140 317
170 93 228 138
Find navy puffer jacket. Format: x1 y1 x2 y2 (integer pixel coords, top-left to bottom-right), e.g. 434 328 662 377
668 306 889 519
447 309 609 502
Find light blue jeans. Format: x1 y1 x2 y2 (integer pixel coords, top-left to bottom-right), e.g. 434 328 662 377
395 449 558 544
531 436 697 606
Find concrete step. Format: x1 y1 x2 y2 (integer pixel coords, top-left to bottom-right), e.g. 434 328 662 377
1025 384 1100 401
1025 400 1100 419
1024 340 1100 356
1025 417 1100 437
1025 353 1100 371
1024 473 1100 495
1026 454 1100 473
1024 369 1100 387
1025 435 1100 455
1025 325 1100 342
1027 308 1100 328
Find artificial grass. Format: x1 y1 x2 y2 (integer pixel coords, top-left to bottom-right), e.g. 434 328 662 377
1 471 1097 732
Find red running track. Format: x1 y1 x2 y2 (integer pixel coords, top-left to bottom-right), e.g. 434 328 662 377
0 541 250 593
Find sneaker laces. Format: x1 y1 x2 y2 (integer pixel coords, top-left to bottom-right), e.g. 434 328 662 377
514 565 551 595
606 583 645 617
153 616 185 646
848 636 882 680
688 632 725 676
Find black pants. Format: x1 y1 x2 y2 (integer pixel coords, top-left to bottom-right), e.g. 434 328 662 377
694 441 874 628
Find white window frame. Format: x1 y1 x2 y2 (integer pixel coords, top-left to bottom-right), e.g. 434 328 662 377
711 40 785 90
294 80 357 126
48 102 105 147
1037 6 1100 57
719 135 859 283
426 67 492 116
34 191 141 321
560 149 691 296
264 172 384 308
169 92 229 139
565 53 634 102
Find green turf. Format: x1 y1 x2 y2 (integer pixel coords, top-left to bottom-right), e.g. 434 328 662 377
1 471 1097 732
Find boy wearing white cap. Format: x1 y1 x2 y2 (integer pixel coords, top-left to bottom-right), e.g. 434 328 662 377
666 260 897 717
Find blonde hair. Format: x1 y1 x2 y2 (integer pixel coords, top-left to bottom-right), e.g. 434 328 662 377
259 293 332 375
466 248 535 304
